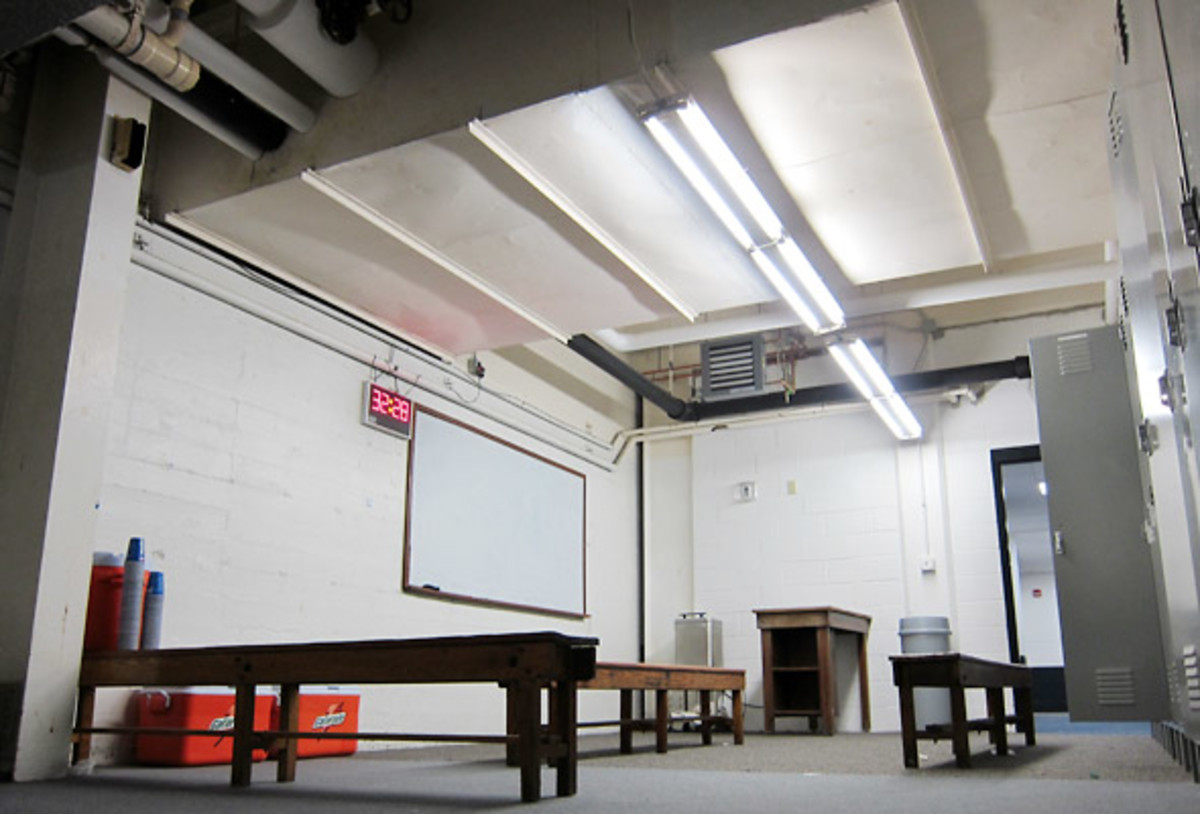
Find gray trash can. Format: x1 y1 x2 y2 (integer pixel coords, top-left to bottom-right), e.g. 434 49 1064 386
898 616 952 730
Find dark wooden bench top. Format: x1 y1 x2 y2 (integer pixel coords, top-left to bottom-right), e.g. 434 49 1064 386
76 632 598 803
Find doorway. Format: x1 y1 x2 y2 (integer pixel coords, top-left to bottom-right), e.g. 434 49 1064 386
991 445 1068 712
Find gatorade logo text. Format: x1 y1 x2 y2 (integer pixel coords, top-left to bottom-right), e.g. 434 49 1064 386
208 714 236 732
312 712 346 730
312 701 347 731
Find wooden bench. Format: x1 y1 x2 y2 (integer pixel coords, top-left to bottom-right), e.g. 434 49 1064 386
74 632 598 803
578 662 745 754
890 652 1035 769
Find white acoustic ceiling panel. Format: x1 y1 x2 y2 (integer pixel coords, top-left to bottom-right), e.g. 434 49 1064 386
712 1 982 284
182 179 551 355
473 87 777 315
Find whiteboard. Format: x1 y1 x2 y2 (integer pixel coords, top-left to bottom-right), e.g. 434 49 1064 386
403 407 586 617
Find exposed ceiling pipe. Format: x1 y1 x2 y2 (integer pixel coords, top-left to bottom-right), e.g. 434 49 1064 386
569 328 1030 427
90 48 266 159
236 0 378 98
75 3 200 91
566 334 695 421
67 4 290 158
690 356 1031 420
144 0 316 132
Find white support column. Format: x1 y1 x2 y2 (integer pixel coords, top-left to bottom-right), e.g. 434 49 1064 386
0 45 150 781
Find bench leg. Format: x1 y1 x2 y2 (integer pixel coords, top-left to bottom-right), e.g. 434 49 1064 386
898 683 919 768
619 690 633 754
231 683 257 787
552 680 578 797
505 683 519 767
73 686 95 764
816 627 835 735
732 689 744 746
986 687 1008 756
700 690 712 746
276 683 299 782
655 689 668 753
513 681 542 803
1014 686 1036 745
949 686 971 768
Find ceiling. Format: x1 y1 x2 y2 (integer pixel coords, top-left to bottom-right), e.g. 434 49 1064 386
168 0 1117 361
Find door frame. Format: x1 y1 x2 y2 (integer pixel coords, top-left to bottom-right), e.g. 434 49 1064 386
990 444 1042 664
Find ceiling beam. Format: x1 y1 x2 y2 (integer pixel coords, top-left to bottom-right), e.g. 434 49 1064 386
898 0 995 273
596 258 1115 352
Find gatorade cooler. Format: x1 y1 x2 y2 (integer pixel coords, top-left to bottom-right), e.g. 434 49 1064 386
271 687 360 758
83 552 148 652
135 687 274 766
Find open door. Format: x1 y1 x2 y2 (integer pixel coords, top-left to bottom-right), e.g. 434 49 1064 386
992 446 1067 712
1030 326 1169 720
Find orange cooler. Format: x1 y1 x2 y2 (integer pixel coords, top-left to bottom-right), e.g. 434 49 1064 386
273 687 360 758
135 688 274 766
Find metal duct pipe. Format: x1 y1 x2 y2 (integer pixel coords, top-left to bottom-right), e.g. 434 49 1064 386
691 356 1032 420
569 330 1030 425
567 334 694 421
144 0 316 132
236 0 378 98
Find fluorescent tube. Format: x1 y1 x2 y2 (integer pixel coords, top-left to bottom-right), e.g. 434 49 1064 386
750 248 822 333
828 339 923 440
672 102 784 242
645 114 756 249
776 238 845 329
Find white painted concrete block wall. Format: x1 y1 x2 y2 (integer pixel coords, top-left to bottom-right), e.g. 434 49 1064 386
87 254 638 760
668 311 1104 733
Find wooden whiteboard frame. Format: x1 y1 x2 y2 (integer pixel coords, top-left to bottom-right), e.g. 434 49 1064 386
402 406 587 618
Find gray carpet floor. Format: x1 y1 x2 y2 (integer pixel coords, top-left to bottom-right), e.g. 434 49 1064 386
2 729 1196 813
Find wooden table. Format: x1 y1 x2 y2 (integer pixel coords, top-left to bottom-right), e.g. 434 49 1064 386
890 652 1035 768
576 662 745 754
755 607 871 735
74 632 598 803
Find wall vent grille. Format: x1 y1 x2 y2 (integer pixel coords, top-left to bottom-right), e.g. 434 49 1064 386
701 335 764 400
1057 333 1094 376
1184 645 1200 711
1095 667 1137 707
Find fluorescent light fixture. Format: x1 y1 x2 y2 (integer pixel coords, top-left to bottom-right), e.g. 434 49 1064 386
300 169 571 343
468 118 699 322
750 247 822 333
642 97 845 333
827 339 923 440
644 114 756 249
652 100 784 243
776 238 845 328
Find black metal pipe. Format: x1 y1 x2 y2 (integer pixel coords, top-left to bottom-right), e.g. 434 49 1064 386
567 334 694 420
686 356 1032 421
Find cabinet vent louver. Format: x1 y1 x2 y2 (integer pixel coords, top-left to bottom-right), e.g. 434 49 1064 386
1056 333 1094 376
1184 645 1200 711
1094 667 1137 706
701 335 764 401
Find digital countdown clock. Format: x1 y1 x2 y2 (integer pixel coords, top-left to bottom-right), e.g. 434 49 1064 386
362 381 413 439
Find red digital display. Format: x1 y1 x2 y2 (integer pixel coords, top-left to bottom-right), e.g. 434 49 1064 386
363 382 413 439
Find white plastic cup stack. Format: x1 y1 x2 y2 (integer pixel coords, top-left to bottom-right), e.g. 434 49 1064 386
117 537 146 650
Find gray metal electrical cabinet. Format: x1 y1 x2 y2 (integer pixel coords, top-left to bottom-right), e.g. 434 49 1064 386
1030 326 1170 720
